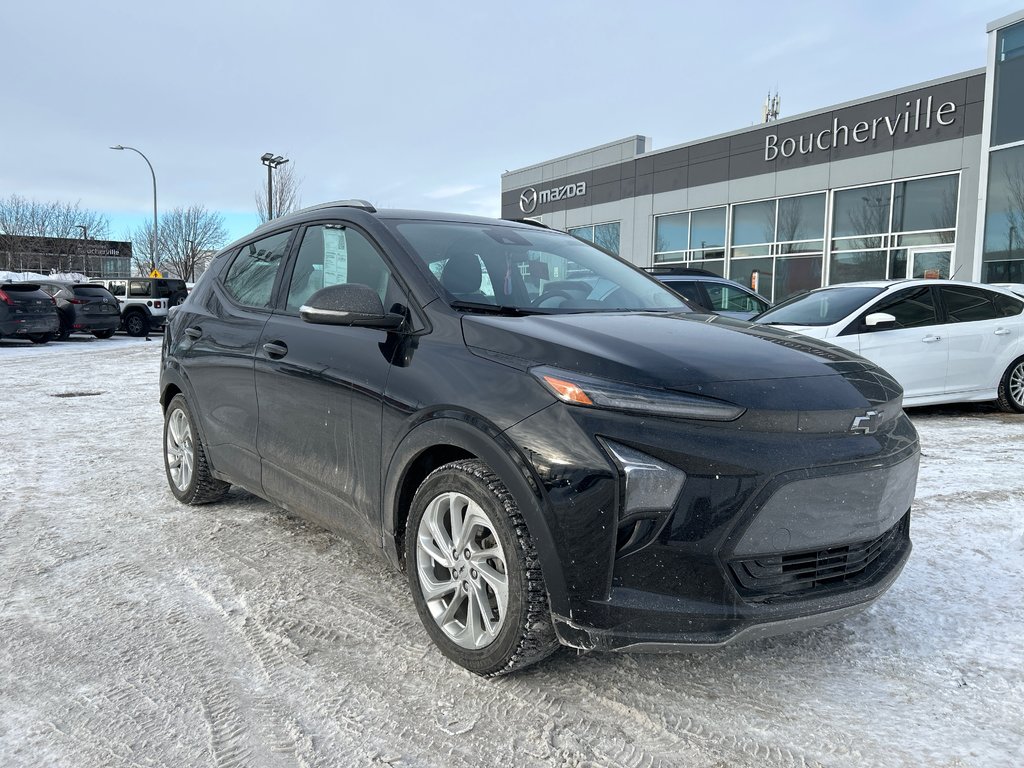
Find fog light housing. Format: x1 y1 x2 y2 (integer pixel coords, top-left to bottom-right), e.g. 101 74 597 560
600 439 686 522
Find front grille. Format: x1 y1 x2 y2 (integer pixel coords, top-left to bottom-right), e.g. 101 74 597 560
729 514 909 601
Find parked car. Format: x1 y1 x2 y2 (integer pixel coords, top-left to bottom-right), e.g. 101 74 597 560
645 267 772 319
99 277 188 336
0 282 60 343
161 202 919 675
35 280 121 340
754 279 1024 412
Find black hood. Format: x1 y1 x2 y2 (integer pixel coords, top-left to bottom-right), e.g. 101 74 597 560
461 311 902 411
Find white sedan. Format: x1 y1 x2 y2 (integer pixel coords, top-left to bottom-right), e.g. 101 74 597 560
754 279 1024 411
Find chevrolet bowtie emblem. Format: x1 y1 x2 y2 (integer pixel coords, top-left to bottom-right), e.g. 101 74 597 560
850 410 883 434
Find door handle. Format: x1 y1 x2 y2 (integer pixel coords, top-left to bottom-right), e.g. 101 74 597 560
262 341 288 359
185 326 202 339
994 328 1011 336
922 335 942 343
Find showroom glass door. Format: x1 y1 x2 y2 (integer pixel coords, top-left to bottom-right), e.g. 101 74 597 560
907 247 953 279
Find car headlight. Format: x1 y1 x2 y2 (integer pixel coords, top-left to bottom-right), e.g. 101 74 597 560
530 366 744 421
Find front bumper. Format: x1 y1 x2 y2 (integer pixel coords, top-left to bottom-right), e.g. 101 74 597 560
504 398 919 651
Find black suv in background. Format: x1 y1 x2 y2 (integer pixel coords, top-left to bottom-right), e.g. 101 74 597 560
161 202 919 676
0 282 59 343
36 281 121 340
101 277 188 336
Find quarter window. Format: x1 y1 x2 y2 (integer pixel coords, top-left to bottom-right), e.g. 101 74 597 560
223 230 292 308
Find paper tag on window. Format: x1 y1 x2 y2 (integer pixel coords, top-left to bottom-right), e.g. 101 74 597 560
323 229 348 285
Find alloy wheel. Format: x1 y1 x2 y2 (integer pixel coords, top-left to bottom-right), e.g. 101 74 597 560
415 491 509 649
165 407 194 491
1011 361 1024 408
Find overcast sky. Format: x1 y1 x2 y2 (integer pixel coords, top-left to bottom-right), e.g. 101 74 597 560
3 0 1020 244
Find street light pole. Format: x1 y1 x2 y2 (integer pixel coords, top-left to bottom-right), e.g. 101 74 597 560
74 224 88 275
260 152 289 220
110 144 158 273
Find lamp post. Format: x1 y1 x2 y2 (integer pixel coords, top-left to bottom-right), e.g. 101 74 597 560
260 152 289 220
110 144 158 273
74 224 88 275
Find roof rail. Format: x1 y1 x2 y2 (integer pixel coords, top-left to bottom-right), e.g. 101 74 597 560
297 199 377 214
503 218 551 229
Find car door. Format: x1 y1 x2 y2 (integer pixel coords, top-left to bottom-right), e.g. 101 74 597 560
842 285 948 401
180 228 295 493
255 222 409 543
938 284 1020 395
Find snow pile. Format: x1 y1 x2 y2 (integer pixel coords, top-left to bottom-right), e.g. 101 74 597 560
0 270 90 283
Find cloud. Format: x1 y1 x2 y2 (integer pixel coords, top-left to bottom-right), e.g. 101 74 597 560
424 184 481 200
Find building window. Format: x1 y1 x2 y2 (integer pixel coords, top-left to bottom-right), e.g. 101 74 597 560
829 175 958 284
993 20 1024 147
729 193 825 302
568 222 620 255
653 206 726 274
982 144 1024 282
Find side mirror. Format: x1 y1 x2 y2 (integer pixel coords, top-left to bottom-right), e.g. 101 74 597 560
300 284 405 330
864 311 897 330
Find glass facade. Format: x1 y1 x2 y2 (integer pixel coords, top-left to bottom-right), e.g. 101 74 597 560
992 20 1024 147
981 144 1024 282
653 174 958 301
568 222 621 255
982 18 1024 283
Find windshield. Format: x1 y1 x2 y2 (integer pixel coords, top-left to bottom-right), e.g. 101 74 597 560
387 220 688 313
755 286 886 326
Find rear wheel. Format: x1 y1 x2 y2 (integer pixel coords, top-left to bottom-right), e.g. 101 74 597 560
163 394 229 504
996 356 1024 413
124 311 149 337
405 459 559 676
93 329 116 339
27 333 51 344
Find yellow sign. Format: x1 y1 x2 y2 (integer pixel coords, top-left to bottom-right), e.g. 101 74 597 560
149 269 162 278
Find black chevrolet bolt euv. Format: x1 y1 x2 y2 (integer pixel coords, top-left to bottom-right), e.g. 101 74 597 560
160 200 919 675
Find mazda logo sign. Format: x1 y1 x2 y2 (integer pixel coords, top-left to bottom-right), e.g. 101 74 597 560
519 188 538 214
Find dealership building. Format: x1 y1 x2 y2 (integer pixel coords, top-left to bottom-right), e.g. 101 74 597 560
500 10 1024 304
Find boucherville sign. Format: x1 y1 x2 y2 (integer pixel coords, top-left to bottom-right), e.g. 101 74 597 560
765 96 957 161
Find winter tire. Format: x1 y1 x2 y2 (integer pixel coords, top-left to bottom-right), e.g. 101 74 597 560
93 329 116 339
996 356 1024 414
124 311 149 337
405 459 559 676
164 394 229 504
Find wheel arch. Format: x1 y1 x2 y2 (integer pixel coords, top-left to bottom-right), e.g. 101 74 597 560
382 415 569 615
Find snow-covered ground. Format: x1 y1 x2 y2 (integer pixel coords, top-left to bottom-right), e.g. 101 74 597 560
1 337 1022 767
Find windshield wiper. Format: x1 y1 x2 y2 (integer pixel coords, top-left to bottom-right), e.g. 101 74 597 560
449 300 543 316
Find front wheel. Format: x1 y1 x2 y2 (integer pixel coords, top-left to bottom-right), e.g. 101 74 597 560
163 394 229 504
405 459 559 676
996 356 1024 413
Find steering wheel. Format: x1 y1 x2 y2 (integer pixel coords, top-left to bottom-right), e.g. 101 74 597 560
531 290 577 308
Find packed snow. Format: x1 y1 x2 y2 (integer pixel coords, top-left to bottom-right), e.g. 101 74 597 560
1 335 1022 767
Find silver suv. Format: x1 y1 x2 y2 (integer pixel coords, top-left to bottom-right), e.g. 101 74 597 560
100 277 188 336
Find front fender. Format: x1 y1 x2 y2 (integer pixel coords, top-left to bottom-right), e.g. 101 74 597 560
381 413 571 616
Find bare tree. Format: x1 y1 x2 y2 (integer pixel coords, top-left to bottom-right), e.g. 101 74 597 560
128 206 228 279
0 194 110 271
255 160 302 223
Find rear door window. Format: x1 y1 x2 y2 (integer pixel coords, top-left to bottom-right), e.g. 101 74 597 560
940 285 1001 324
128 280 152 297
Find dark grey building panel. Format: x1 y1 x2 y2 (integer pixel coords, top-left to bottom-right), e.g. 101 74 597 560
502 71 984 219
